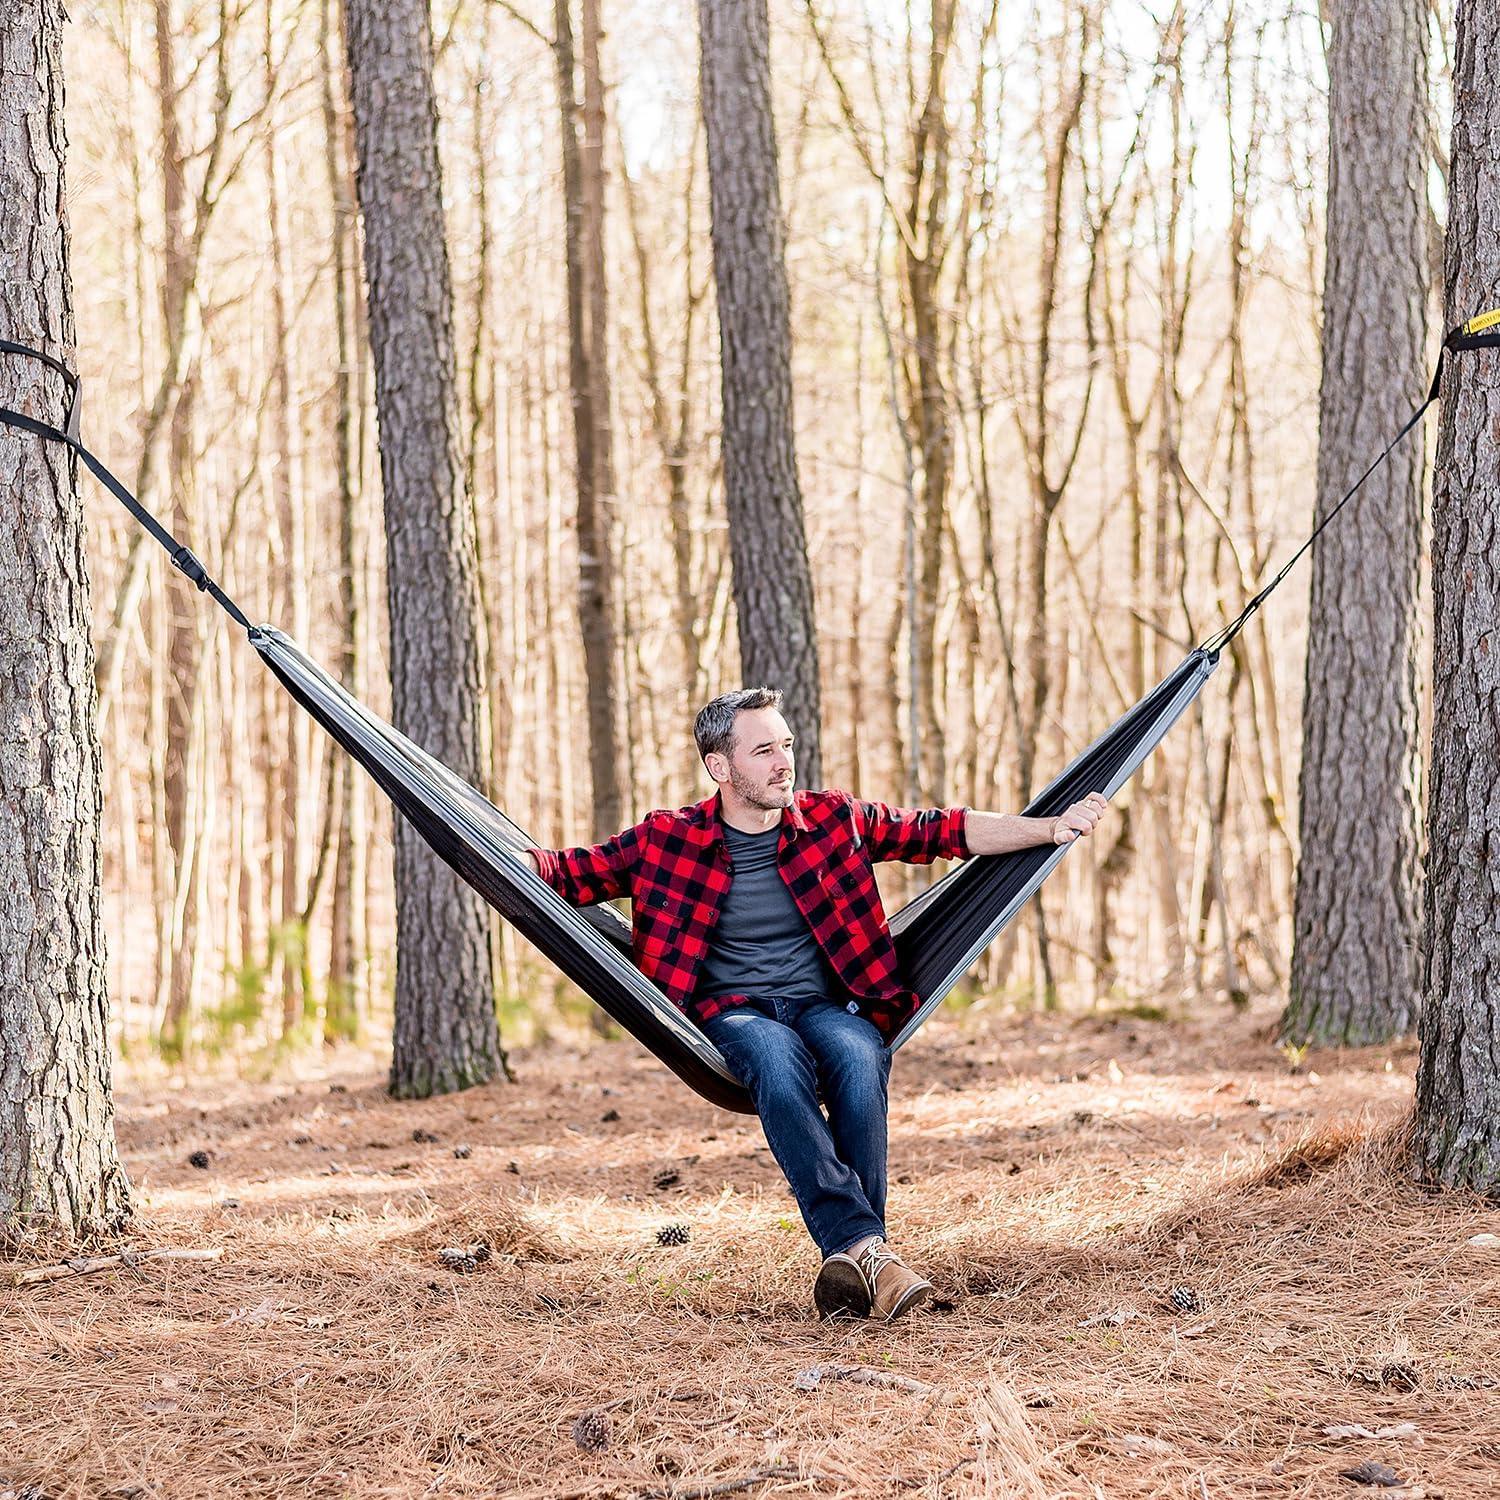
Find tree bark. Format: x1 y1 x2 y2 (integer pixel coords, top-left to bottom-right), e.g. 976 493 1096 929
903 0 956 805
555 0 624 839
1411 0 1500 1194
0 0 130 1247
697 0 823 787
264 0 312 1036
320 0 367 1044
344 0 502 1098
1285 0 1428 1045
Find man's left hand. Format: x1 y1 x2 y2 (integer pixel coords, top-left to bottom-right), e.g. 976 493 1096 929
1052 792 1109 845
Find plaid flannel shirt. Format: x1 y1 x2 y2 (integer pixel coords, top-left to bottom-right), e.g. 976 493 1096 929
531 788 969 1040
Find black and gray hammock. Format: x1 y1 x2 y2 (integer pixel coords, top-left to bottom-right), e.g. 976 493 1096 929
1 314 1496 1112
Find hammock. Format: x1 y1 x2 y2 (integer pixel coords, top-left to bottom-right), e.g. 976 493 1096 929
254 623 1216 1108
1 316 1494 1111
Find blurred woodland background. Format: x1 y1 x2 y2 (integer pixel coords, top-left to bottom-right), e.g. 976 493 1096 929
60 0 1450 1061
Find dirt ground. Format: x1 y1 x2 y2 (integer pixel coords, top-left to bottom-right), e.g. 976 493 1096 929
4 1001 1499 1499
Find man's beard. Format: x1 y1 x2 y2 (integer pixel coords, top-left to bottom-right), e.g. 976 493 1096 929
728 762 794 811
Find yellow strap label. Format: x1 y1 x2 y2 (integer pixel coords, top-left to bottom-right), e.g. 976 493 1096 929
1464 307 1500 336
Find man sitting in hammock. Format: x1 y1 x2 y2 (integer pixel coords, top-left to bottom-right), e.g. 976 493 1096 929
526 688 1107 1323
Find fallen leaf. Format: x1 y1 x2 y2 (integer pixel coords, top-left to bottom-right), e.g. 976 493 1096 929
220 1298 277 1327
1079 1307 1136 1327
1323 1424 1420 1444
792 1363 935 1395
1117 1434 1173 1456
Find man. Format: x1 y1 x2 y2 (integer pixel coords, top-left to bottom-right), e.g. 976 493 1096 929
526 688 1107 1322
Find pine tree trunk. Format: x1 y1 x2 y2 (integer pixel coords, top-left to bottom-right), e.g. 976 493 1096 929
344 0 501 1098
264 0 312 1036
321 0 366 1043
1285 0 1428 1046
1411 0 1500 1193
555 0 624 840
904 0 956 805
0 0 130 1247
697 0 823 787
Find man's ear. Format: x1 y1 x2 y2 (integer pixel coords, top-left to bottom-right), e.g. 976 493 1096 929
704 753 729 785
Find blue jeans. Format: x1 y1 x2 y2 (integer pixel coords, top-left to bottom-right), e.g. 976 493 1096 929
701 995 891 1258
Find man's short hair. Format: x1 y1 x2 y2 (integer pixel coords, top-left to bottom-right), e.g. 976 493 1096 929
694 687 783 763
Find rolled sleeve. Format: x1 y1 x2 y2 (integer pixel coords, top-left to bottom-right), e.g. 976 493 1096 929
530 824 640 905
856 800 970 864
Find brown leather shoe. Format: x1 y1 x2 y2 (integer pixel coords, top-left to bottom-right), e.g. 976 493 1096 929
813 1251 872 1321
856 1240 933 1322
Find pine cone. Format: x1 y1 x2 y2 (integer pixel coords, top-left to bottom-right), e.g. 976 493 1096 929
656 1223 690 1247
1168 1285 1200 1313
571 1409 611 1453
437 1242 492 1273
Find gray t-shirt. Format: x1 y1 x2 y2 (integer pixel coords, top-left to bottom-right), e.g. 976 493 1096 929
695 823 835 1002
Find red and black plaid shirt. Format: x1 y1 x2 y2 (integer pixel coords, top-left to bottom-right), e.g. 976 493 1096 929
531 789 969 1040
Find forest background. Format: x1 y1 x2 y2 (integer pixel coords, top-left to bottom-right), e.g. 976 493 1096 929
65 0 1450 1062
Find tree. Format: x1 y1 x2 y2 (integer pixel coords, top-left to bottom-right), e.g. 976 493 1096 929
319 0 369 1044
344 0 503 1097
1411 0 1500 1193
0 0 130 1246
697 0 823 787
554 0 625 839
1283 0 1428 1045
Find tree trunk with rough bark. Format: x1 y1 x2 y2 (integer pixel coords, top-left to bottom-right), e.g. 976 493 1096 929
1411 0 1500 1194
320 0 367 1044
555 0 624 839
903 0 956 806
697 0 822 787
1284 0 1428 1047
0 0 131 1248
344 0 502 1098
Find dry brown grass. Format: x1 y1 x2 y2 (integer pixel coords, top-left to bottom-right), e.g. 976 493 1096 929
4 1003 1498 1499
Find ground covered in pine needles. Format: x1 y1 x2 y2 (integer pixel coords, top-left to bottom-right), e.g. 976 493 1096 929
4 1003 1499 1499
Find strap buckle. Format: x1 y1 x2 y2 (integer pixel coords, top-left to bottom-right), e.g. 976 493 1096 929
170 544 210 592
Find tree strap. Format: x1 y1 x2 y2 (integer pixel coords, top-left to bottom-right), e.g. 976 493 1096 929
0 339 251 632
1200 309 1500 655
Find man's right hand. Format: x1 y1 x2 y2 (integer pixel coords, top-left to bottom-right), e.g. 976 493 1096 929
1052 792 1109 845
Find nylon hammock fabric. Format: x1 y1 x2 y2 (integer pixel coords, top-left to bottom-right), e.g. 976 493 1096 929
254 624 1218 1110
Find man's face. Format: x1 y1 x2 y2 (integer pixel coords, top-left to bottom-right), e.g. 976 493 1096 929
711 707 796 810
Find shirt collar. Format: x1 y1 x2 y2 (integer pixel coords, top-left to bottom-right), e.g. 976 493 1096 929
693 790 808 837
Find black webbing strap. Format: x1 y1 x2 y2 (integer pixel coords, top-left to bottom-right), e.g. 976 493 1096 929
0 339 251 632
1200 309 1500 655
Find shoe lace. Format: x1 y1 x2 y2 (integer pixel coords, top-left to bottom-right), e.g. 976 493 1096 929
860 1240 899 1285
